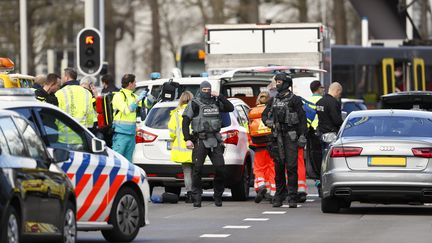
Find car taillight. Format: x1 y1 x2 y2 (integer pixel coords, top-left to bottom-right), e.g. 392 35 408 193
412 148 432 158
221 130 239 145
136 129 158 143
330 146 363 157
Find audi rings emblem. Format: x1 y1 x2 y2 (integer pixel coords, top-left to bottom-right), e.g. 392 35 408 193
379 146 395 151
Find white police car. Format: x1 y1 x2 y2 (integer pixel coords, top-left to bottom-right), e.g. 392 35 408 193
133 97 253 200
0 89 150 242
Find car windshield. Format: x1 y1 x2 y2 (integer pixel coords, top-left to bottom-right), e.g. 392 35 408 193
145 106 231 129
342 116 432 137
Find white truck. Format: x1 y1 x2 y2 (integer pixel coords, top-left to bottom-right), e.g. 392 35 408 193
204 23 331 89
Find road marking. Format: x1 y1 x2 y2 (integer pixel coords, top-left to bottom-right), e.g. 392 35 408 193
223 225 251 229
200 234 231 238
306 199 315 202
281 204 303 208
308 194 319 197
262 211 286 215
243 218 269 221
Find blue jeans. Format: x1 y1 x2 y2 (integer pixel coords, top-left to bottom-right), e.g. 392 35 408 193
112 133 136 162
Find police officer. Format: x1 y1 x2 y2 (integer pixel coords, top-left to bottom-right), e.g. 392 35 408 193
56 68 94 129
182 81 234 207
34 73 60 106
112 74 147 162
262 73 307 208
316 82 343 151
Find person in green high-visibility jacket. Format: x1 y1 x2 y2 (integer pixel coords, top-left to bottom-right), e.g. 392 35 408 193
112 74 147 162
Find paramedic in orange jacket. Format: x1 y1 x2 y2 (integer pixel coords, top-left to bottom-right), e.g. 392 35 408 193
248 91 276 203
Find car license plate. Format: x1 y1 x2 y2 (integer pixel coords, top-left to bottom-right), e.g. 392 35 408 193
167 141 171 150
368 157 406 167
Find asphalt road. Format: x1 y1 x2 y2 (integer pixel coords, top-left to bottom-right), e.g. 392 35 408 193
78 182 432 243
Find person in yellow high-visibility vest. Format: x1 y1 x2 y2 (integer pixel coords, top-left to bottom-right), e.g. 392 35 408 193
304 80 324 195
112 74 147 162
168 91 194 203
55 68 95 145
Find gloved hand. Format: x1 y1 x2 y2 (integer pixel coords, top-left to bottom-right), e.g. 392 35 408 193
129 102 138 112
137 90 148 101
298 135 307 147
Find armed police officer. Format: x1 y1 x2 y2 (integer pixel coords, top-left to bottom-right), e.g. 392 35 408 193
182 81 234 207
262 73 307 208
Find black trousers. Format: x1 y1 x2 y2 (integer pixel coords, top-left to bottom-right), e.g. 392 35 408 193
192 140 225 199
273 134 298 202
306 128 323 180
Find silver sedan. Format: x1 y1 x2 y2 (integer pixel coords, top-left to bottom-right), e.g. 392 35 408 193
321 109 432 213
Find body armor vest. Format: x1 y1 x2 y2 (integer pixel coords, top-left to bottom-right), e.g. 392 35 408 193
191 98 221 133
271 92 299 127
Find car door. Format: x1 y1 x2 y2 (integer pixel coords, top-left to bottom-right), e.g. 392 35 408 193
12 115 66 232
34 107 113 222
233 104 250 159
0 116 42 232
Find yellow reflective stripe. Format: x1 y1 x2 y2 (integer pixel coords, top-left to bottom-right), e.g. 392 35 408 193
174 111 182 151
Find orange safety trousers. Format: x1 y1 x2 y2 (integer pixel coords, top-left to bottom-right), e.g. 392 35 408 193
253 149 276 196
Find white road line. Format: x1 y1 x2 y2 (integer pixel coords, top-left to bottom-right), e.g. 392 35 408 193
223 225 251 229
262 211 286 215
281 204 303 208
308 194 319 197
200 234 231 238
243 218 269 221
306 199 315 202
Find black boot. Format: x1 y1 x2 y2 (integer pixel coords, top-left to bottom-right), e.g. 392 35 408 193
254 186 267 203
185 191 193 203
297 192 307 203
193 195 201 208
214 196 222 207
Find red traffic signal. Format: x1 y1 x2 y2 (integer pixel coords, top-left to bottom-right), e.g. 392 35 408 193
77 28 102 76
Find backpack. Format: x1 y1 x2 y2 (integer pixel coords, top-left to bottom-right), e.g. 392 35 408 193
95 91 127 129
158 79 180 102
301 97 317 126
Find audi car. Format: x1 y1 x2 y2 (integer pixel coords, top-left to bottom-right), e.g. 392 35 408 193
321 109 432 213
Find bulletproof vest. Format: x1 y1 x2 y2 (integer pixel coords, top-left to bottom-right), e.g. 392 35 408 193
191 98 221 133
271 92 299 127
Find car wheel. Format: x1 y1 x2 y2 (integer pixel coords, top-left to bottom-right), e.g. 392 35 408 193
2 206 19 243
164 186 181 197
321 196 341 213
231 162 250 201
62 202 77 243
102 187 142 242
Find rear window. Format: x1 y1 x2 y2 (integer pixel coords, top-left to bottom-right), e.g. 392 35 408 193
342 116 432 137
145 107 175 129
145 107 231 129
149 85 200 99
342 102 367 115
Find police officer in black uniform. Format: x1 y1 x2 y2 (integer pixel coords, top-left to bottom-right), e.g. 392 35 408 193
262 73 307 208
182 81 234 207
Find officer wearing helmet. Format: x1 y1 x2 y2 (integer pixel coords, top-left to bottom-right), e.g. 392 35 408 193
182 81 234 208
262 72 307 208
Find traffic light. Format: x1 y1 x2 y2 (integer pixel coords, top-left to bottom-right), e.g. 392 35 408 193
77 28 102 76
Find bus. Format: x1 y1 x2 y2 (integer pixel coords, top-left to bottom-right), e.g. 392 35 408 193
176 43 205 77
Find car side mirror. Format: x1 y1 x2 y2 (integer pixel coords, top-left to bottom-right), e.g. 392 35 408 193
52 148 70 163
92 137 106 153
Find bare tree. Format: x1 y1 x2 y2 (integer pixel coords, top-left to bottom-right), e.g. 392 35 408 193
419 0 430 39
149 0 162 72
333 0 347 44
238 0 260 23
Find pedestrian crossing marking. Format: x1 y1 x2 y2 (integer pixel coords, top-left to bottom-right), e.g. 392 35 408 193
281 204 303 208
306 199 315 202
243 218 269 221
223 225 251 229
262 211 286 214
200 234 231 238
